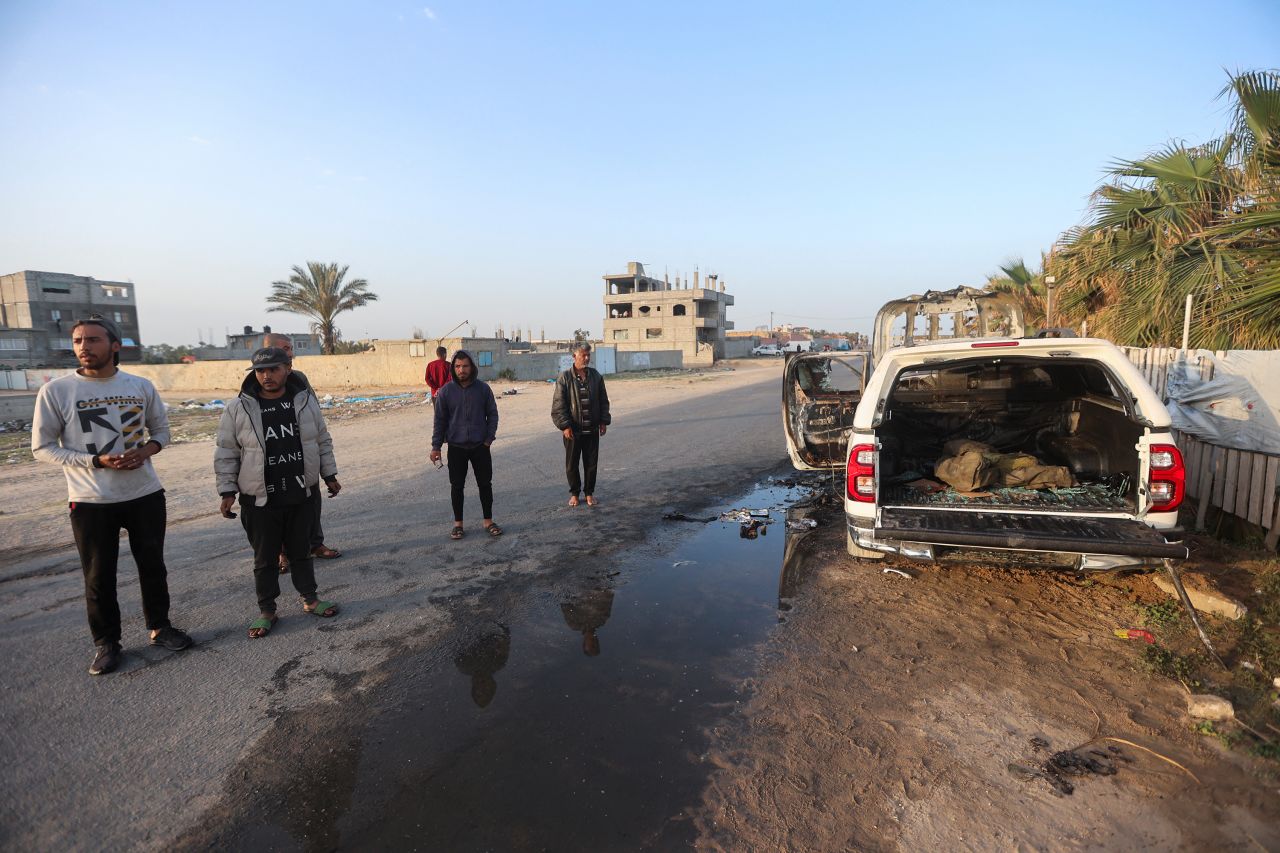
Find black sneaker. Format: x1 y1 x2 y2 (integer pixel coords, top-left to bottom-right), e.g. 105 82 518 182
148 626 194 651
89 643 121 676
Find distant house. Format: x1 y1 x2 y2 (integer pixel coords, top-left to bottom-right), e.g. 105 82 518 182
0 270 143 367
602 261 735 365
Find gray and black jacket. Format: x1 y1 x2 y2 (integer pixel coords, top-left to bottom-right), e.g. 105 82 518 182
214 372 338 504
551 366 611 434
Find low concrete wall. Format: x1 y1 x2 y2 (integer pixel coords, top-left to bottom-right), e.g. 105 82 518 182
10 345 687 401
0 392 36 421
617 350 682 371
722 338 755 359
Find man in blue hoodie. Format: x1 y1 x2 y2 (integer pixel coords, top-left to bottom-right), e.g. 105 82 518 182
430 350 502 539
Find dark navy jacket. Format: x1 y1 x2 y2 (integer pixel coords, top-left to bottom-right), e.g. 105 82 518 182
431 350 498 450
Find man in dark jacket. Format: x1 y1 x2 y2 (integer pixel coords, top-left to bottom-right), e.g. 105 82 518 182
551 342 611 507
430 350 502 539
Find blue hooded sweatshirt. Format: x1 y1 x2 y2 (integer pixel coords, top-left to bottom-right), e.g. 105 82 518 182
431 349 498 450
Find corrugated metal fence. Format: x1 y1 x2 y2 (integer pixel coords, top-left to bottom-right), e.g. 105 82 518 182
1123 346 1280 549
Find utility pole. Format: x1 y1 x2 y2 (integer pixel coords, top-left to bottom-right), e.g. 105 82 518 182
770 311 774 340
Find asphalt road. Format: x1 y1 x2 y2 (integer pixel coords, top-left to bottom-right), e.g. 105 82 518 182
0 362 786 850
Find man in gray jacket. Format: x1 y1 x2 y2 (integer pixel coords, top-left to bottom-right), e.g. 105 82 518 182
215 347 342 638
264 332 342 569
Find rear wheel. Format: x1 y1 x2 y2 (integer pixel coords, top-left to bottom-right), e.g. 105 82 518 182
846 527 886 560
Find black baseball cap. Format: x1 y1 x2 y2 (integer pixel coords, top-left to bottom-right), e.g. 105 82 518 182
248 346 291 370
72 315 123 366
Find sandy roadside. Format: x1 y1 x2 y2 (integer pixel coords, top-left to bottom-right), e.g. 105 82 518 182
694 502 1280 850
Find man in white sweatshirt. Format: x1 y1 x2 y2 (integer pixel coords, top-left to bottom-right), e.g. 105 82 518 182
32 316 193 676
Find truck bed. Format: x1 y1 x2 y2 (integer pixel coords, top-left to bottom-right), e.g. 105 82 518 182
880 481 1131 512
874 508 1187 558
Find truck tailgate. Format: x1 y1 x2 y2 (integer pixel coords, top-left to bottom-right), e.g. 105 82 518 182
875 509 1187 558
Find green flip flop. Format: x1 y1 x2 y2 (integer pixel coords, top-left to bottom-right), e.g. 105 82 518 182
248 615 277 638
304 600 339 618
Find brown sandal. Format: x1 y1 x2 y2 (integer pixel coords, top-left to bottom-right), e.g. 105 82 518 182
311 545 342 559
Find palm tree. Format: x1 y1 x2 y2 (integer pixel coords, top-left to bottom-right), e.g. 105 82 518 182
267 262 379 354
984 256 1047 329
1046 70 1280 349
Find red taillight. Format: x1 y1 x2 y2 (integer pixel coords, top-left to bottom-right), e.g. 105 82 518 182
1148 443 1185 512
847 443 875 502
971 340 1020 348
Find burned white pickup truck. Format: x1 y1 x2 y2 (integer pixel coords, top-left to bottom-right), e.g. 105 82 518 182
783 287 1188 570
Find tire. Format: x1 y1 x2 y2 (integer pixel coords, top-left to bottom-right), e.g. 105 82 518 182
846 527 886 560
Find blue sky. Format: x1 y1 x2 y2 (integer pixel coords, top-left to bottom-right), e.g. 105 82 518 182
1 1 1276 345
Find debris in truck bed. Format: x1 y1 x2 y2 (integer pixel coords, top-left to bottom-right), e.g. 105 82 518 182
905 478 946 494
886 480 1128 510
934 439 1075 491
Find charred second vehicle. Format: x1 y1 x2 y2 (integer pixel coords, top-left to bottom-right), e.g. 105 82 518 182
784 287 1188 570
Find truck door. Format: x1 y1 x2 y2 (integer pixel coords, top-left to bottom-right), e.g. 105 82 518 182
783 352 868 470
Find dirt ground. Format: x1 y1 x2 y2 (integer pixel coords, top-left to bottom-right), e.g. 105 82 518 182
693 500 1280 851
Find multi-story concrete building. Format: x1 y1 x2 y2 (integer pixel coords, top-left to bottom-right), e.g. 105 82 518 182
0 270 142 367
602 262 734 365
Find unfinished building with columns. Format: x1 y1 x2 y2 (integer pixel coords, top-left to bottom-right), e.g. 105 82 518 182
602 262 734 366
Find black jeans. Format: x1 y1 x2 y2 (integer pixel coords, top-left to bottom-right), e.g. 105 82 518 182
69 489 172 647
447 444 493 521
310 487 325 548
240 489 319 614
564 431 600 497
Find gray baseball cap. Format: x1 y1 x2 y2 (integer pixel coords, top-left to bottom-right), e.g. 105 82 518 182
248 346 291 370
72 314 122 343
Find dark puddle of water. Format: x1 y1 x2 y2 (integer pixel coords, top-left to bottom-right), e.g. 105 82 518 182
237 481 828 851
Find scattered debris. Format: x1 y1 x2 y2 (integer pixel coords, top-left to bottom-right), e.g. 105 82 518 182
1150 574 1248 620
881 568 912 579
720 509 773 524
1162 560 1227 666
176 399 226 410
672 560 696 567
904 478 946 494
662 512 717 523
1187 694 1234 721
785 518 818 531
1008 737 1130 797
501 388 520 396
1113 628 1156 644
739 520 768 539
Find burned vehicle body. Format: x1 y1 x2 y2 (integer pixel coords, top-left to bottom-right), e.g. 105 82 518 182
785 290 1187 570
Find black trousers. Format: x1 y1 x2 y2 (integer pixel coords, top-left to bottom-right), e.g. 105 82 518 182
69 489 172 647
240 488 319 613
564 431 600 497
310 488 325 548
447 444 493 521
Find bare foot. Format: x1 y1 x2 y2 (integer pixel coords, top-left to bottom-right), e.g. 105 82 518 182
585 495 598 507
568 495 579 507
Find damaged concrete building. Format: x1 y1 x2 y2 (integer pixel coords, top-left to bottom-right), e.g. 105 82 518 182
603 262 734 365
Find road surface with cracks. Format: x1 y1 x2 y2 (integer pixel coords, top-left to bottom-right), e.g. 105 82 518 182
0 360 786 850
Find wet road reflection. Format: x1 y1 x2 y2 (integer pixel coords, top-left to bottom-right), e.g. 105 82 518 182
453 622 510 708
218 479 827 851
561 588 615 657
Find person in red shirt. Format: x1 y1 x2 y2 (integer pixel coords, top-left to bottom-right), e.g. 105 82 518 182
425 346 452 403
